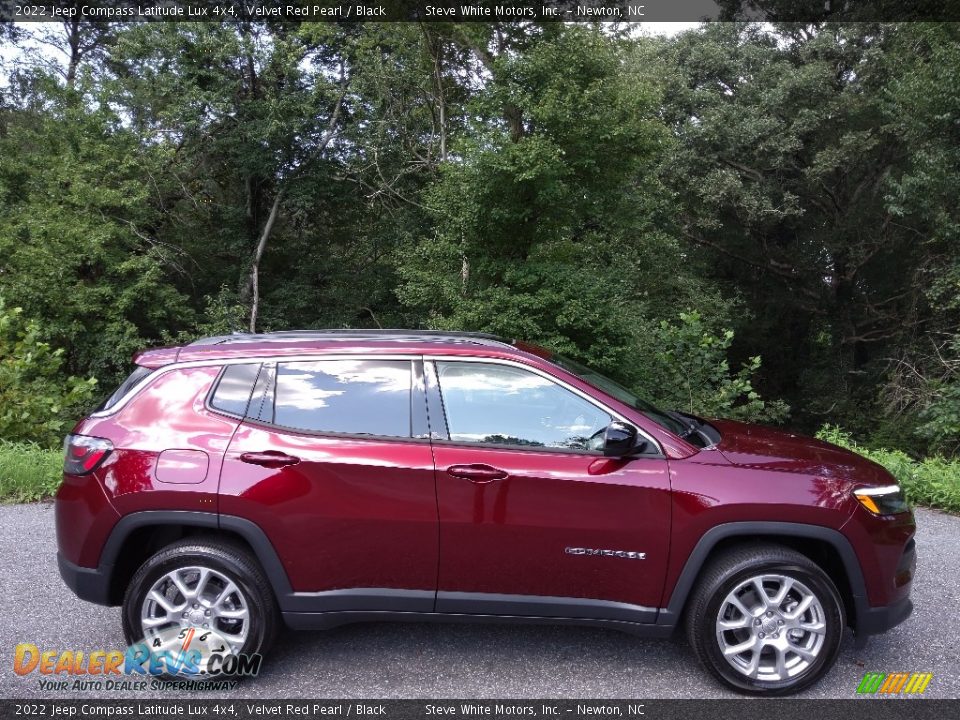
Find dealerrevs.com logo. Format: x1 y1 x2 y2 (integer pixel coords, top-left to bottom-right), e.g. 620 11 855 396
13 628 261 691
856 672 933 696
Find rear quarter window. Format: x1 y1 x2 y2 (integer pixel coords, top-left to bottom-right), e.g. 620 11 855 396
209 364 262 417
96 366 153 412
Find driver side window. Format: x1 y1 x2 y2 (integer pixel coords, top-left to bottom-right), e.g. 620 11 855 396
435 361 611 451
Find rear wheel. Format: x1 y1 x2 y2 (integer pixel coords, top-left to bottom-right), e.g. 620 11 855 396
685 544 844 695
122 539 278 678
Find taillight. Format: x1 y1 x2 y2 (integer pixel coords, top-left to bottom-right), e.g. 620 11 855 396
63 435 114 475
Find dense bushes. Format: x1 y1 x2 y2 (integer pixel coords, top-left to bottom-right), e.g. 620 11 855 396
0 299 97 447
637 312 789 423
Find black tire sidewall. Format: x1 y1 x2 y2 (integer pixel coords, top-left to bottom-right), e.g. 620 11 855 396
122 546 272 665
697 561 844 696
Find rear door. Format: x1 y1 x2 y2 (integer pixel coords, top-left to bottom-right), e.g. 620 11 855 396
218 357 438 612
427 358 671 621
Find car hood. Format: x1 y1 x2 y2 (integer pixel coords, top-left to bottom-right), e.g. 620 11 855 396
708 418 894 486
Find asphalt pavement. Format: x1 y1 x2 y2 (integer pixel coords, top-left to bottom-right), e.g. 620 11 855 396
0 503 956 699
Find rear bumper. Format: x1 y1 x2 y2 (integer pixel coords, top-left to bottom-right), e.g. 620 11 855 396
57 553 113 606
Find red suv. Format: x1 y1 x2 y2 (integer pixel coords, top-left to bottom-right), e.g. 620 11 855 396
55 330 915 694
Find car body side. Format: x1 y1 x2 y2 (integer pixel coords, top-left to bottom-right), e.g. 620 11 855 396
55 339 915 642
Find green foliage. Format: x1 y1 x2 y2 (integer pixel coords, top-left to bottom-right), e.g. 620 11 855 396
655 23 960 446
0 69 195 385
915 381 960 456
876 24 960 456
639 312 789 422
817 425 960 513
0 439 63 504
0 300 97 447
393 26 787 421
1 20 958 461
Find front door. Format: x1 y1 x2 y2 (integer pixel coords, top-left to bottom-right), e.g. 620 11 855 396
428 359 671 622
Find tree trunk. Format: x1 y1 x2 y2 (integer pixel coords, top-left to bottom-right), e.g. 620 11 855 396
248 189 284 333
431 36 447 162
461 253 470 295
64 19 81 89
245 85 346 332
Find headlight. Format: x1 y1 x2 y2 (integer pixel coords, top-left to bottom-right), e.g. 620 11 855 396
853 484 909 516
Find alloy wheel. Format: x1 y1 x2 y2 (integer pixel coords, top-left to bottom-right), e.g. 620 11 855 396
140 565 250 653
715 573 827 682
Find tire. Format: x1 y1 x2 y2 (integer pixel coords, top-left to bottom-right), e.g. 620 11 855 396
122 538 279 679
685 544 844 696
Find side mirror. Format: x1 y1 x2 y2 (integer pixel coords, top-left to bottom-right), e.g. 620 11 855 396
603 420 644 457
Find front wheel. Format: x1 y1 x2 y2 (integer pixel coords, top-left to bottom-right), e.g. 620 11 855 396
122 539 279 678
685 544 844 696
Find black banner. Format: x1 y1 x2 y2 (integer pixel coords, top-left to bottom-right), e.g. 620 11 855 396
3 0 960 23
0 700 957 720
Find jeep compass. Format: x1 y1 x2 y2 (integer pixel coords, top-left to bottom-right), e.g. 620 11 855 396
55 330 916 695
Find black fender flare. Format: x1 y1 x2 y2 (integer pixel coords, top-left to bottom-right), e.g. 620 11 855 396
655 521 868 632
98 510 294 604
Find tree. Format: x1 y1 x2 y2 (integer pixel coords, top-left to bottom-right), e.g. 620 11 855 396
876 23 960 453
394 24 781 417
658 23 943 436
110 22 352 332
0 298 97 447
0 32 195 384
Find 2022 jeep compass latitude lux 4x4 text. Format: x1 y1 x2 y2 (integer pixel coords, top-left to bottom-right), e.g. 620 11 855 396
55 330 916 695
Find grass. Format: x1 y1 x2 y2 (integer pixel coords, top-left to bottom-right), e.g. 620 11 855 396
0 439 62 503
817 425 960 514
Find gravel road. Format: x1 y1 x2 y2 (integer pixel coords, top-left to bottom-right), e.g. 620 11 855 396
0 504 956 699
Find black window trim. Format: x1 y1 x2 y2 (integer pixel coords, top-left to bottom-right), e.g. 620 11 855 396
249 362 276 424
423 358 448 441
424 356 664 458
412 359 430 440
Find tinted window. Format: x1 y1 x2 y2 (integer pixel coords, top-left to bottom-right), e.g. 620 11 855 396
436 362 611 451
550 353 687 436
274 360 411 437
210 364 261 416
96 365 153 412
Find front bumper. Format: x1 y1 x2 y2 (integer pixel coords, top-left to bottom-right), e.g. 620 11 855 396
852 534 915 646
858 595 913 636
57 552 113 606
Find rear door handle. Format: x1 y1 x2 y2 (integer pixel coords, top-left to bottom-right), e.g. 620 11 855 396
446 464 508 482
240 451 300 468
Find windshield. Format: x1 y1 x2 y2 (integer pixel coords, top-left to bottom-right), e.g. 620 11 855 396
550 354 688 437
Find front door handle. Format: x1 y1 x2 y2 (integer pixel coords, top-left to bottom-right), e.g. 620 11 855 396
447 464 508 483
240 451 300 468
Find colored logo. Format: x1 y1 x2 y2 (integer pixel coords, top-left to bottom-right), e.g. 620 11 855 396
856 672 933 695
14 627 261 679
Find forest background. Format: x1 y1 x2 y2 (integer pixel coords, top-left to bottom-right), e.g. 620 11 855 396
1 19 958 505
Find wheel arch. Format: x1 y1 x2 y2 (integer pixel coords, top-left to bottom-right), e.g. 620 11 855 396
657 522 867 633
99 511 293 606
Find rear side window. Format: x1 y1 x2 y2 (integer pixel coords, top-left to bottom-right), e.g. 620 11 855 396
96 366 153 412
210 364 261 416
273 360 411 437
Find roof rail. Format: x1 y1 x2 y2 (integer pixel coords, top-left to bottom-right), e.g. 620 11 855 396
187 329 512 347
